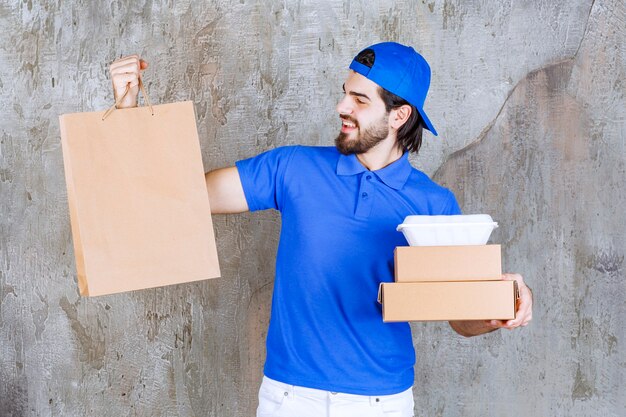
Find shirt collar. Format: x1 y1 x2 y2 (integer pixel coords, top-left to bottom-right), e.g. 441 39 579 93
336 151 412 190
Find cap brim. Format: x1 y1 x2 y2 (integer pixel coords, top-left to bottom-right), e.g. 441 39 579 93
418 108 438 136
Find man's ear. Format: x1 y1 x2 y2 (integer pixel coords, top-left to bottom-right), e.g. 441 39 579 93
390 104 412 130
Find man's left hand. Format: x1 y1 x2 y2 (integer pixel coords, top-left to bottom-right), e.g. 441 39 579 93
486 273 533 330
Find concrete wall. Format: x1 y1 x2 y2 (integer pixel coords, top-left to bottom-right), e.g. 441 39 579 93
0 0 623 416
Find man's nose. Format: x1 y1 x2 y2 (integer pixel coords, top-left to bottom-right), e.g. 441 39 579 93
336 95 353 115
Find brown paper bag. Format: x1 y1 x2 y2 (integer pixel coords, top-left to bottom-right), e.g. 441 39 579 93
59 90 220 296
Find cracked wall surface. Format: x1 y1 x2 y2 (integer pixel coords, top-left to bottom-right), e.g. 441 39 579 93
1 0 624 416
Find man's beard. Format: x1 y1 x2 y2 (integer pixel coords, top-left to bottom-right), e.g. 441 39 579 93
335 114 389 155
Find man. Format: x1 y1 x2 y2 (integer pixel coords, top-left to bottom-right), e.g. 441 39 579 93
110 42 532 417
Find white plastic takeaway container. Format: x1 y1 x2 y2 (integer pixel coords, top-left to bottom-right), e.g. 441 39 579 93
396 214 498 246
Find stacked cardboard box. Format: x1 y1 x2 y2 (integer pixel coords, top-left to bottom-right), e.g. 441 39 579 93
379 245 519 322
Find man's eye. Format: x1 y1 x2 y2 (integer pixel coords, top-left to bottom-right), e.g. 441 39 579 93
356 98 366 104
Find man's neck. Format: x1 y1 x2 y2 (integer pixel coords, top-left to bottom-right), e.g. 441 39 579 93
355 139 404 171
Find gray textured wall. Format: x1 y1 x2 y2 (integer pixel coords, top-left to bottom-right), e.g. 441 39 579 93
1 0 624 416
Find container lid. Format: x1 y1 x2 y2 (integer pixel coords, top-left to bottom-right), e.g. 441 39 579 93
401 214 495 224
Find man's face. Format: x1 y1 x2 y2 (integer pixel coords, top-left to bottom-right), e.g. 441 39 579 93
335 71 390 155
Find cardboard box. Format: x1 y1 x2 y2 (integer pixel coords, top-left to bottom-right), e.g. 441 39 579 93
394 245 502 282
378 281 518 322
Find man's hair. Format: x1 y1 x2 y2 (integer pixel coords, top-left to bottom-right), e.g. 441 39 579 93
354 49 424 154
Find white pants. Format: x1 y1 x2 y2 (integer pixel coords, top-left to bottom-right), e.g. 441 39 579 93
256 376 415 417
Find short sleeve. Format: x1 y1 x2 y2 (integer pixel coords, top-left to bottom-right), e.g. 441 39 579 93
442 190 462 215
235 146 298 212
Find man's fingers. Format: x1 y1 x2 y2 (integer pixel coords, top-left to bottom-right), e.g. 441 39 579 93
111 62 142 77
110 55 140 70
511 279 533 327
502 272 522 280
108 54 145 109
112 73 139 90
504 301 532 329
481 274 533 331
110 56 148 72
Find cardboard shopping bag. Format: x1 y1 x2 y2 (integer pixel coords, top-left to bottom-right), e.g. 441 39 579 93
59 84 220 296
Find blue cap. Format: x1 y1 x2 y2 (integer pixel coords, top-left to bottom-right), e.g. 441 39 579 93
349 42 438 136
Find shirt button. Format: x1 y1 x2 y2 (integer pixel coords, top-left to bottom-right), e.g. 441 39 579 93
366 175 372 180
361 192 368 198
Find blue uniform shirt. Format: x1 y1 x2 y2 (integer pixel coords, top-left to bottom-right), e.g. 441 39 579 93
235 146 461 395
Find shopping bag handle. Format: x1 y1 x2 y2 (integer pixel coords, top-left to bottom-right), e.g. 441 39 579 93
102 77 154 121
